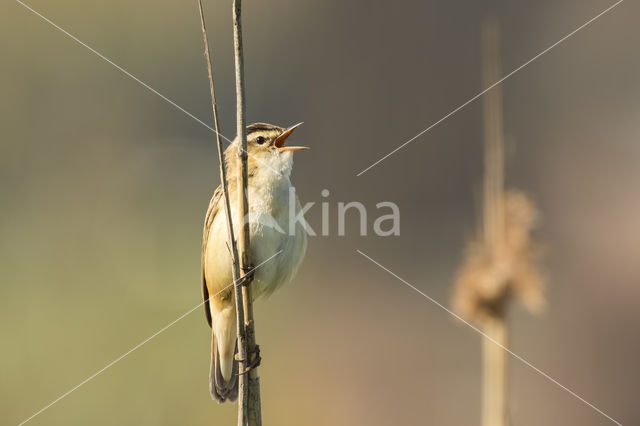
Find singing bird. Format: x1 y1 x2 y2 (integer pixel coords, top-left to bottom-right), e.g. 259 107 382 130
201 122 308 402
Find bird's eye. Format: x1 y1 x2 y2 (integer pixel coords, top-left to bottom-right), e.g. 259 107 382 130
255 136 266 145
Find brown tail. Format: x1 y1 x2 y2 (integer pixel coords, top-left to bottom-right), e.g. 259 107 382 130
210 331 238 403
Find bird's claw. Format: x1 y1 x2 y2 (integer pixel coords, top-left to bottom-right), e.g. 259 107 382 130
248 344 261 369
240 263 255 286
238 345 261 375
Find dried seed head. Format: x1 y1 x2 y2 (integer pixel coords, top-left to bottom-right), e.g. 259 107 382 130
452 191 545 325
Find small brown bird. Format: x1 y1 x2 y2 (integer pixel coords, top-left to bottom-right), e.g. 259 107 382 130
201 122 308 402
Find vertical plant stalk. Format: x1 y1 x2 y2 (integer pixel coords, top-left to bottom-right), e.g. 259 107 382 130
481 17 507 426
482 316 507 426
196 1 253 425
454 18 543 426
233 1 262 425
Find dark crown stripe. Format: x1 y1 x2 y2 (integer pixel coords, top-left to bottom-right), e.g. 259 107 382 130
246 122 282 134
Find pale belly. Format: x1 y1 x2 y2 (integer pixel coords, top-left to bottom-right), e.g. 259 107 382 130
204 189 307 301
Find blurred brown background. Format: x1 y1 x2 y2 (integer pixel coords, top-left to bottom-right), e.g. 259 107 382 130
1 0 639 425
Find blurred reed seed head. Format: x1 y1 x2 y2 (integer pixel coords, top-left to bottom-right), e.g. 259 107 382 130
452 190 545 325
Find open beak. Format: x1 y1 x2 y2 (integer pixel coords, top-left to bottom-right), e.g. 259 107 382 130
274 122 309 152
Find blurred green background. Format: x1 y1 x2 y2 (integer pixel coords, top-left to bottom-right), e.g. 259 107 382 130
1 0 639 424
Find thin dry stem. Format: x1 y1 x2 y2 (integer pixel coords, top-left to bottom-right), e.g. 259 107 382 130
482 316 507 426
196 2 257 424
452 18 545 328
196 0 249 399
232 1 262 425
451 17 545 426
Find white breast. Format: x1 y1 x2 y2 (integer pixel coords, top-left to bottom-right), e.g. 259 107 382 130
205 172 307 301
246 174 307 299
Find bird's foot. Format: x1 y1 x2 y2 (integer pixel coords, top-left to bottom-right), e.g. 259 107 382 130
238 345 261 375
240 263 255 286
248 344 261 369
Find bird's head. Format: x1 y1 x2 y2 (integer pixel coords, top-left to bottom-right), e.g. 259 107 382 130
228 122 307 177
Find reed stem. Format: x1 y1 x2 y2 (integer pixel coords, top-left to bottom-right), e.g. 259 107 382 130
481 17 507 426
482 315 507 426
